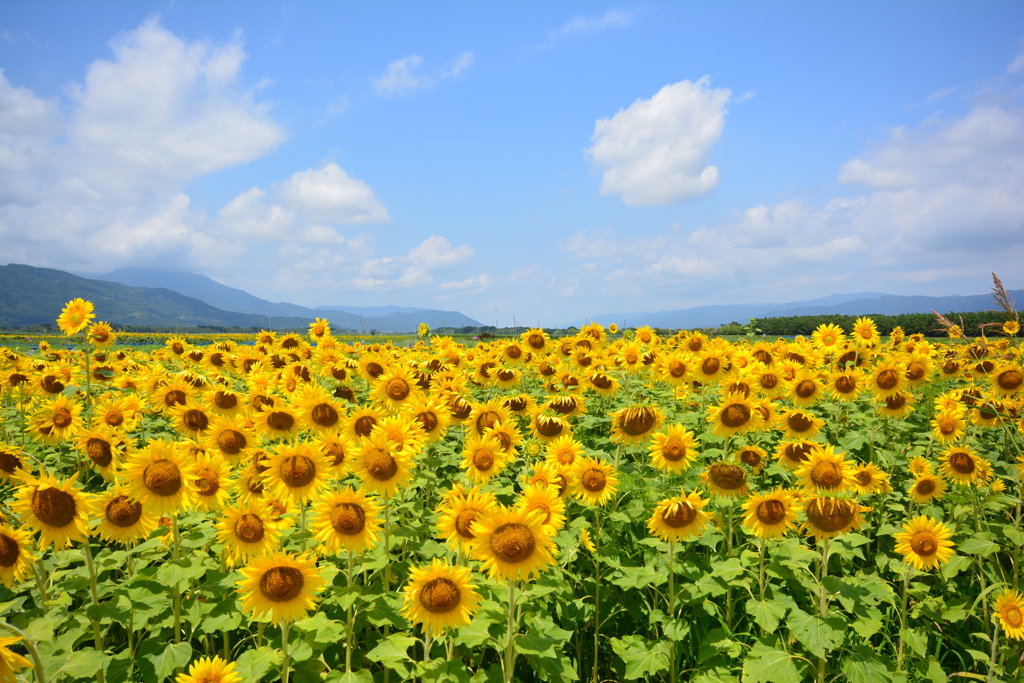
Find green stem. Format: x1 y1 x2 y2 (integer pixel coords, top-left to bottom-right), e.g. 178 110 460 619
503 581 520 683
32 563 48 613
281 620 291 683
668 539 677 683
816 539 831 683
346 551 355 673
422 625 433 682
172 515 182 644
592 508 603 683
987 620 999 683
896 570 910 672
383 496 392 683
82 540 106 683
0 621 46 683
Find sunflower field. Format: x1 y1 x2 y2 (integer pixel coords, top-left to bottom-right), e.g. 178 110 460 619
0 291 1022 683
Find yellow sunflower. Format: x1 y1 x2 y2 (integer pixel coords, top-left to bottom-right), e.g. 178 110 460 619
741 488 801 539
529 411 571 443
467 398 512 438
517 484 566 532
373 413 427 456
894 516 954 571
850 463 890 496
402 393 453 443
521 328 549 352
811 323 846 352
701 462 749 498
579 527 596 553
293 384 344 434
794 447 853 494
204 413 255 465
236 551 326 624
877 392 916 420
175 655 242 683
169 399 214 439
263 442 331 504
610 404 665 445
254 403 302 442
907 455 933 477
344 404 387 442
827 369 867 401
789 370 825 408
648 424 698 474
908 474 947 504
801 496 870 541
86 321 116 348
993 588 1024 641
931 410 966 444
460 433 509 485
217 503 284 568
436 486 497 552
402 559 481 633
94 486 158 546
123 439 198 515
315 431 354 479
775 440 820 470
350 430 415 497
572 456 619 506
779 409 824 440
0 444 26 483
647 490 714 542
735 444 768 473
75 425 127 479
544 434 583 468
191 453 234 512
852 317 880 348
0 524 36 588
471 506 557 582
0 635 32 682
706 393 762 439
372 365 422 414
311 487 383 554
940 445 990 486
10 471 95 549
30 393 83 444
868 359 906 399
57 298 95 336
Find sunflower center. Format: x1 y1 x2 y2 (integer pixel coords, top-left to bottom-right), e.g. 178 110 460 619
581 468 607 492
592 374 613 389
476 411 500 433
506 344 523 360
663 440 685 461
942 360 959 374
472 449 495 472
365 448 398 481
810 462 842 489
85 438 113 467
365 362 385 379
997 369 1023 391
183 409 208 432
218 430 246 455
419 577 461 614
0 449 22 474
195 467 220 496
41 375 65 393
527 333 545 349
916 479 936 495
702 358 720 375
260 566 304 602
709 464 746 490
104 411 124 427
667 361 686 378
52 408 73 429
304 403 337 429
885 394 907 411
795 380 816 399
756 499 786 525
354 415 377 437
280 456 316 488
910 531 938 556
1003 605 1024 628
905 363 925 381
331 502 366 535
622 407 658 436
506 396 528 411
416 412 438 433
938 418 956 435
455 509 479 539
784 443 814 464
536 416 564 437
326 443 347 467
549 397 577 415
805 499 855 533
876 369 899 390
663 503 697 528
105 496 143 528
491 523 536 563
855 471 872 486
949 451 975 474
0 534 19 567
332 367 349 381
31 487 77 528
7 373 27 386
164 390 187 407
787 413 814 433
267 412 295 432
385 378 410 401
760 374 778 389
143 460 183 497
721 404 751 429
235 513 265 543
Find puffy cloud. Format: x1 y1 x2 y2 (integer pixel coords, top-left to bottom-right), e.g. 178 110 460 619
586 77 731 206
278 163 390 225
543 8 634 47
373 52 475 98
409 235 473 268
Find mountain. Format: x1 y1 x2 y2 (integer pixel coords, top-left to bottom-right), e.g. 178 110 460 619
570 290 1021 330
97 268 480 331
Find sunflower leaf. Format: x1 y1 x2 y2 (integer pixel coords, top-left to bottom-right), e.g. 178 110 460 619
610 565 666 589
235 646 281 683
609 635 670 680
840 645 894 683
786 607 846 658
746 598 787 633
742 639 805 683
366 633 417 663
958 532 998 557
145 641 192 681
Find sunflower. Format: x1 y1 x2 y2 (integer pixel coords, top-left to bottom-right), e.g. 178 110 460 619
10 471 95 549
801 496 869 541
311 487 383 554
812 323 846 353
217 503 284 567
350 430 415 497
894 516 954 571
731 445 766 473
372 365 421 414
877 392 916 419
205 413 255 464
254 403 302 442
123 439 197 515
263 442 331 504
402 393 452 443
471 506 556 582
868 359 906 400
647 490 714 542
467 398 512 438
908 474 947 504
191 453 234 512
701 463 750 498
402 559 481 633
779 409 824 440
374 414 427 455
30 393 83 444
586 371 621 397
0 524 36 588
148 375 195 414
695 349 729 384
789 370 825 408
436 486 497 551
706 393 761 439
752 364 785 398
940 445 990 486
460 433 509 485
611 404 665 444
75 425 126 479
616 341 646 374
775 440 819 470
292 384 344 434
993 589 1024 641
57 298 95 336
95 487 158 546
852 317 880 348
656 351 691 386
850 463 890 495
648 424 698 474
579 527 596 553
572 456 619 506
521 328 549 352
345 404 386 442
794 447 853 494
93 395 139 431
175 655 242 683
315 431 354 479
0 635 31 682
741 488 801 539
529 411 571 443
517 484 566 532
544 434 583 468
931 410 966 444
236 551 326 624
827 370 866 402
907 455 933 477
169 399 214 439
87 321 116 348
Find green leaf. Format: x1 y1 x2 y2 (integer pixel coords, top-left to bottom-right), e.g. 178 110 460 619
841 646 894 683
914 656 947 683
60 649 110 679
86 594 133 623
145 642 193 681
366 633 417 664
294 611 346 645
610 565 667 589
692 667 738 683
516 634 557 657
742 639 805 683
325 671 374 683
710 557 745 581
746 598 787 633
939 554 972 580
899 627 928 657
157 558 207 586
787 608 845 658
235 647 280 683
609 635 670 680
958 532 998 557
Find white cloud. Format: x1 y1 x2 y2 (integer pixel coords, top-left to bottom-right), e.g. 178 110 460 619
560 229 620 258
278 163 390 224
373 52 475 98
1008 51 1024 74
544 8 634 46
926 85 959 102
409 235 473 268
586 77 731 206
439 274 493 291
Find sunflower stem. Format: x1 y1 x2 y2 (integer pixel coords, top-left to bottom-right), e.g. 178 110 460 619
422 625 433 680
987 619 999 683
816 539 831 683
383 496 392 683
82 540 106 683
281 619 291 683
896 568 910 672
592 508 603 683
668 539 677 683
725 503 734 631
32 563 49 613
0 621 46 683
172 515 182 644
346 551 355 672
502 580 520 683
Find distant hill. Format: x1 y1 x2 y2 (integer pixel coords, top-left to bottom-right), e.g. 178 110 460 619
97 267 480 332
572 290 1022 330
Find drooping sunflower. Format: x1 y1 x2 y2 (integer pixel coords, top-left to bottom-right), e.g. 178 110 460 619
529 411 571 443
123 439 197 515
706 393 762 439
908 474 947 504
701 462 750 498
517 484 566 532
311 487 382 554
940 445 990 486
801 496 870 541
402 558 481 633
741 488 801 539
436 486 497 552
648 424 698 474
236 551 326 624
11 471 95 549
0 444 25 483
217 503 283 567
775 440 820 470
779 409 824 440
794 447 853 495
471 506 556 582
350 430 415 498
175 655 242 683
735 444 768 473
849 463 891 496
877 392 916 419
894 516 955 571
647 490 714 542
57 298 95 336
190 453 234 512
611 404 665 444
572 456 619 506
94 487 158 546
0 524 36 588
993 589 1024 641
263 442 331 504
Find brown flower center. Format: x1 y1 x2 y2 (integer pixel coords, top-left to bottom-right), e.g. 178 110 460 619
739 449 762 468
876 369 899 390
266 411 295 432
475 410 501 434
581 468 606 492
591 373 613 390
885 394 907 411
549 396 578 415
386 378 410 401
787 412 814 433
915 479 936 496
834 375 857 394
105 496 143 528
455 509 479 539
1003 605 1023 628
663 440 685 462
31 486 77 528
709 464 746 490
472 449 495 472
910 531 937 556
420 577 461 613
527 333 545 349
195 468 220 496
760 374 779 389
365 448 398 481
701 358 720 375
365 362 384 379
86 438 113 467
104 410 124 427
756 499 786 525
536 416 564 437
415 411 438 433
0 449 22 474
490 523 535 563
997 369 1023 391
260 566 304 602
52 407 73 429
311 403 339 427
505 396 528 412
235 513 265 542
795 380 817 399
906 362 926 381
143 460 182 497
720 404 751 429
354 415 377 438
949 451 974 474
805 498 855 533
280 456 316 488
621 407 658 436
164 390 187 407
0 534 20 567
810 462 843 489
41 375 64 393
183 409 208 432
325 442 347 467
663 503 697 528
331 502 366 535
938 418 956 436
218 430 246 455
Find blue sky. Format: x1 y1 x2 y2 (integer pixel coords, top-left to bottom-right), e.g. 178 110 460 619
2 2 1023 326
